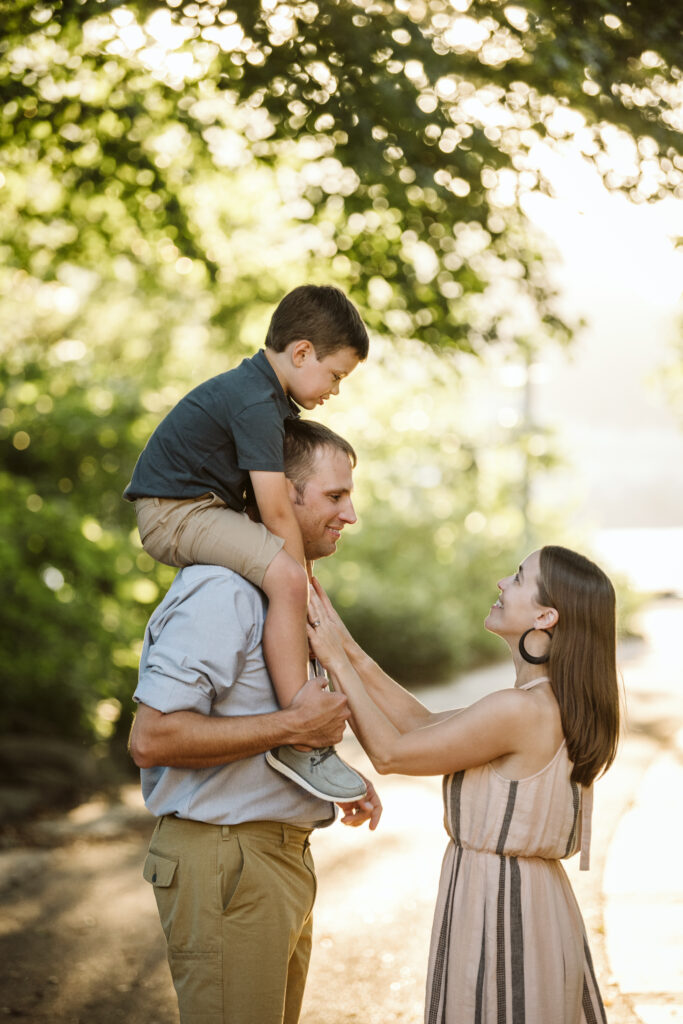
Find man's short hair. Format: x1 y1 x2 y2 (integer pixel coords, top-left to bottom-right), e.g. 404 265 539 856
283 419 357 498
265 284 369 360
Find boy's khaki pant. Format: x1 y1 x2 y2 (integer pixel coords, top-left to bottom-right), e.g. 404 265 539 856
135 494 284 588
144 817 317 1024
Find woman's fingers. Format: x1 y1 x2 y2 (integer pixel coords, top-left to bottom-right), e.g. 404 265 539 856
307 589 323 625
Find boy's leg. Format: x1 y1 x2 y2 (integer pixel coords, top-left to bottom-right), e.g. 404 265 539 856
260 552 367 802
134 495 284 581
260 548 311 706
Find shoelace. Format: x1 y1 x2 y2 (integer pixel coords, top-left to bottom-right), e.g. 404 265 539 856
310 747 334 766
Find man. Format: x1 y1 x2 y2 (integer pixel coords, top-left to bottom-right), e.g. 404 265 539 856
129 418 381 1024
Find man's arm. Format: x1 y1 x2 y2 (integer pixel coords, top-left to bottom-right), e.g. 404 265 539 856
129 675 349 769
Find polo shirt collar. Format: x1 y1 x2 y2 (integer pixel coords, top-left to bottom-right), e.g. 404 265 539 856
253 349 301 416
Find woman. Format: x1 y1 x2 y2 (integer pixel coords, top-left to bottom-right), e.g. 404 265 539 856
307 545 619 1024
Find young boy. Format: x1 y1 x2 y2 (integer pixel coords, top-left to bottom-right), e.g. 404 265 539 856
124 284 369 801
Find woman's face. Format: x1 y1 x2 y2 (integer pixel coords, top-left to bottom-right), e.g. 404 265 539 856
485 549 545 640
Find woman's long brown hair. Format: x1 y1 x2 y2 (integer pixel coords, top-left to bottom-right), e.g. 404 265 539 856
537 546 620 787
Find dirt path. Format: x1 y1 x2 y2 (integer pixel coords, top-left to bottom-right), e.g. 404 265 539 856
1 601 678 1023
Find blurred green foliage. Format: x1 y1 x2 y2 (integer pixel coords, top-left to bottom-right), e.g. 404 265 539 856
316 338 564 682
1 0 681 752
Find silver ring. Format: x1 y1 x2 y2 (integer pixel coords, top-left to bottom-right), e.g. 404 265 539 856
312 620 321 628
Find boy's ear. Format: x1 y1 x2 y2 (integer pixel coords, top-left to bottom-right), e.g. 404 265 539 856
290 339 314 366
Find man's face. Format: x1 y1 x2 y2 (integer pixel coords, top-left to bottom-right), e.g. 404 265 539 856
289 446 357 561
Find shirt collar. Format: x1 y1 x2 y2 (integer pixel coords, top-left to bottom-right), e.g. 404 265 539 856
252 349 300 416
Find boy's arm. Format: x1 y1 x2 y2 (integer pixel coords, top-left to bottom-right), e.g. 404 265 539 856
249 470 305 567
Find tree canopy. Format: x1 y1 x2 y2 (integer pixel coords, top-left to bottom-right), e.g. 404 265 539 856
1 0 679 751
3 0 682 353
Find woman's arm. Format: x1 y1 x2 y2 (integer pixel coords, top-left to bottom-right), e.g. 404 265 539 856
324 648 527 776
310 579 459 732
306 589 528 777
344 646 463 730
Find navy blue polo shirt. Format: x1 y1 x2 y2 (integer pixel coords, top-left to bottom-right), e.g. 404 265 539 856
123 350 300 511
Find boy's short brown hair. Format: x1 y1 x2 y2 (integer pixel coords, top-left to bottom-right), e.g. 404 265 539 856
265 285 369 360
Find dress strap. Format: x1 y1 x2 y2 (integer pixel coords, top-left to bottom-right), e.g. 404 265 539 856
579 784 593 871
518 675 550 690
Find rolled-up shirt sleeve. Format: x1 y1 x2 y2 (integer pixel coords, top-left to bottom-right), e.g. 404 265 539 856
134 573 263 714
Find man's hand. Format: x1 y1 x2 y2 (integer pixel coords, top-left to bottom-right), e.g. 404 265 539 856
337 775 382 830
285 675 350 749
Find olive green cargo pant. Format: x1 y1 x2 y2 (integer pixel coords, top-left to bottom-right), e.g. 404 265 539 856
144 816 317 1024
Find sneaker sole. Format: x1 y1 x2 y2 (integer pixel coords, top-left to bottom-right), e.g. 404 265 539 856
265 750 367 802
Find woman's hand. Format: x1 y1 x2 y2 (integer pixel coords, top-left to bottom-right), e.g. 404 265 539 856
307 587 348 673
310 578 354 648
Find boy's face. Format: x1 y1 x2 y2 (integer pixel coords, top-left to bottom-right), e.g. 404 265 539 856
288 343 360 410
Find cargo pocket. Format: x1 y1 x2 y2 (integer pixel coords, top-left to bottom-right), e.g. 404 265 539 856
143 851 180 944
144 849 224 1020
143 851 178 888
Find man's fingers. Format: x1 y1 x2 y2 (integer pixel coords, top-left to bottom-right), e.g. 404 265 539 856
336 793 382 830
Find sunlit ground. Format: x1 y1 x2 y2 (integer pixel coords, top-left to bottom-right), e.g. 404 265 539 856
601 599 683 1023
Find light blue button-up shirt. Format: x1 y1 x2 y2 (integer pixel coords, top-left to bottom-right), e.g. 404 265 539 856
134 565 335 829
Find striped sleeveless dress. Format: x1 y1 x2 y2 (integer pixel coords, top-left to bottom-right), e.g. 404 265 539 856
425 677 606 1024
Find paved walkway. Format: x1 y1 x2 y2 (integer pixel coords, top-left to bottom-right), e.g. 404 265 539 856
601 599 683 1023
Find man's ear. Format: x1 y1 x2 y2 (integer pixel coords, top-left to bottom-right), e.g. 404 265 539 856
285 476 300 504
289 339 314 366
535 607 559 630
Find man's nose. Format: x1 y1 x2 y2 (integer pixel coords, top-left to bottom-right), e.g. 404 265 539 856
331 381 341 395
339 498 357 524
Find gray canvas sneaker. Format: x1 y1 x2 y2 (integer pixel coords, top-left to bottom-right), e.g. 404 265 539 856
265 746 367 802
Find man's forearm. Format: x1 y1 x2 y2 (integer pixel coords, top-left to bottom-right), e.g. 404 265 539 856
129 704 302 768
130 677 349 769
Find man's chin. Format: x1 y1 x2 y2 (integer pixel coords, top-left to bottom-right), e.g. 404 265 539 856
307 541 336 561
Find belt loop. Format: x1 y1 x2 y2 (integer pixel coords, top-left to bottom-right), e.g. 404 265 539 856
221 825 231 841
280 824 287 847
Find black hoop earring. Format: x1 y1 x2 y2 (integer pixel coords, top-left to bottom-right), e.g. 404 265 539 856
518 628 552 665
